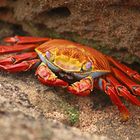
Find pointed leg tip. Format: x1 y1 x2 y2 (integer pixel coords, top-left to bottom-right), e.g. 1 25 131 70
121 113 129 122
4 37 17 43
120 108 130 122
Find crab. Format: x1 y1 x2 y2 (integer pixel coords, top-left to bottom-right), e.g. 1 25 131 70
0 36 140 120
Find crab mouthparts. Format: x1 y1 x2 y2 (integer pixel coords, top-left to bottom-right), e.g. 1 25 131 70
58 72 74 81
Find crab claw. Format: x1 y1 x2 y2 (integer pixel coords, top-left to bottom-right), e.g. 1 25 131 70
67 77 93 96
36 63 68 87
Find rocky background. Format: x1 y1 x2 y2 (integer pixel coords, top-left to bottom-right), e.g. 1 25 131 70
0 0 140 63
0 0 140 140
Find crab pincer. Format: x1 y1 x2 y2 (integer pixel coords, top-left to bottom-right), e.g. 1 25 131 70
35 63 68 87
67 77 93 96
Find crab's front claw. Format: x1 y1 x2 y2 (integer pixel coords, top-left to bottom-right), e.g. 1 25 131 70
35 63 68 87
67 77 93 96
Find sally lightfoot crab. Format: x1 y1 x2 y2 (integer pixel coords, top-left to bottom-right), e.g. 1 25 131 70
0 36 140 120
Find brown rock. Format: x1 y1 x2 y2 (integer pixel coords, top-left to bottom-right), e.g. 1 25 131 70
0 0 140 62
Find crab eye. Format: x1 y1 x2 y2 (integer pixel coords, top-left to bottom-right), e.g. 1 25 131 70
82 61 92 71
46 51 54 61
46 51 51 59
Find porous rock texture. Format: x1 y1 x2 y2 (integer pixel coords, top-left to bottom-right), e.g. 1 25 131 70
0 0 140 63
0 77 108 140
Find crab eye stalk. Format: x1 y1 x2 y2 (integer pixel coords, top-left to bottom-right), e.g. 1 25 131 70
46 51 51 59
46 51 54 61
82 61 92 71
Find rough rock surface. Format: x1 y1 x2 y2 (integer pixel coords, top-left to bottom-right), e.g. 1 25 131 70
0 0 140 63
0 80 108 140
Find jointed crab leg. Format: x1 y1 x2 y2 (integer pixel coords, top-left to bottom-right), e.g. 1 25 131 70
106 75 140 106
0 59 40 73
98 78 129 120
0 52 37 65
0 44 38 54
107 56 140 82
112 67 140 95
4 36 51 44
36 63 68 87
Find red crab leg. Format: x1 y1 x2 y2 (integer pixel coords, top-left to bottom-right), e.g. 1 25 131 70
67 76 93 96
0 52 37 65
106 75 140 106
4 36 51 44
0 44 38 54
0 59 40 73
35 63 68 87
107 56 140 82
98 78 129 121
112 67 140 95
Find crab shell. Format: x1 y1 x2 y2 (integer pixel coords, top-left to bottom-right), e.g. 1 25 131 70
35 39 111 81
